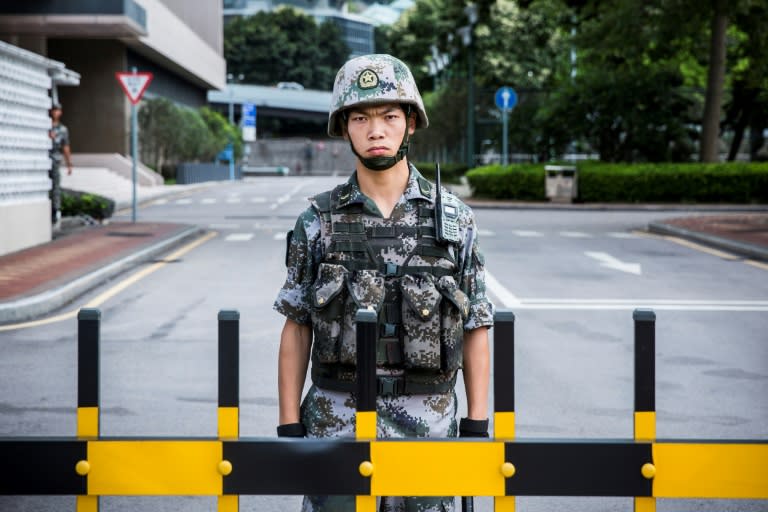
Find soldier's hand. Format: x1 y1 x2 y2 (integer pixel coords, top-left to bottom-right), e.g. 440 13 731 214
277 422 306 437
459 417 489 438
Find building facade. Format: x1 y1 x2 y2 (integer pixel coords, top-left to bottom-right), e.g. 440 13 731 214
0 0 226 157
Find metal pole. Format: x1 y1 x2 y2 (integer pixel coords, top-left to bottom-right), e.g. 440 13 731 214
467 46 475 169
131 98 138 223
129 66 138 223
502 109 509 166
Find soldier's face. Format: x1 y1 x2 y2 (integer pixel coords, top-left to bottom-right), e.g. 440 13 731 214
344 104 415 158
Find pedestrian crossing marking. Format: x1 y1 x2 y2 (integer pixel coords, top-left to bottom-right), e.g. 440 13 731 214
224 233 254 242
512 230 543 237
201 198 217 204
273 233 287 240
175 198 193 205
560 231 591 238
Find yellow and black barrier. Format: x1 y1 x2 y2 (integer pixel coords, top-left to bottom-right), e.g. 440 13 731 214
0 308 767 512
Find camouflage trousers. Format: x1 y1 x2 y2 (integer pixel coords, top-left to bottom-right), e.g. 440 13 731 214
299 384 458 512
49 161 61 221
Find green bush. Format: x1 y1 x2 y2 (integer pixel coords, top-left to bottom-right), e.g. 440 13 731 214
61 189 115 220
412 162 469 184
466 162 768 203
466 164 547 200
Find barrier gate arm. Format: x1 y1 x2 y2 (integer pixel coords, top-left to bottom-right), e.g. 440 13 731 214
1 309 768 509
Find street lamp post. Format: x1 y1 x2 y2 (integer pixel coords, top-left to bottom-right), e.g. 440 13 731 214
459 4 478 169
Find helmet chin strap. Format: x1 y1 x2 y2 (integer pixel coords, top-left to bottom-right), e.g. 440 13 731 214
350 129 410 171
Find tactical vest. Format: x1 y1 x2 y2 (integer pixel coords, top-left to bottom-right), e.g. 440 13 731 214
308 178 470 395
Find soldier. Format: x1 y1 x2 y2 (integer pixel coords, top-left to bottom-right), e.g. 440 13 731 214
49 102 73 228
274 54 495 511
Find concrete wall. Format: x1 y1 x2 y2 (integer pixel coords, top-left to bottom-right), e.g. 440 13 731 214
0 41 58 256
0 201 51 256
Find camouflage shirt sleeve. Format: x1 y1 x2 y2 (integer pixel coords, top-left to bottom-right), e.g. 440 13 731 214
273 206 323 325
457 202 495 330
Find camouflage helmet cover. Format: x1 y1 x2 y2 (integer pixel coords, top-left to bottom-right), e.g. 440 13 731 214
328 54 429 137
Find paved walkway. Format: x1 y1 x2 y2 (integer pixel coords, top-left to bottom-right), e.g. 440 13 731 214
1 198 766 325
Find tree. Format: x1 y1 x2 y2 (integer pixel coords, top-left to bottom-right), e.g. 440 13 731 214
224 8 348 90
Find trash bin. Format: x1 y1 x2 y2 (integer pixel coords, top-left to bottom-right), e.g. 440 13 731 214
545 165 578 202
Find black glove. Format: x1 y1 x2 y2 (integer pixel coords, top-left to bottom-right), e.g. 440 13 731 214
459 417 489 438
277 422 306 437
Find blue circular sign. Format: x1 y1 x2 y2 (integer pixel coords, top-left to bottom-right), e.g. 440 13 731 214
495 86 518 110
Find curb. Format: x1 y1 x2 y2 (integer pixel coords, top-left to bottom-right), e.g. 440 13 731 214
648 222 768 262
0 225 203 325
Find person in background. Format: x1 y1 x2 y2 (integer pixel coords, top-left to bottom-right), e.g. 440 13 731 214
49 102 73 228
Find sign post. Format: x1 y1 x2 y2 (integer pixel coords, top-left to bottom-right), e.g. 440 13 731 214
494 86 517 166
115 69 153 222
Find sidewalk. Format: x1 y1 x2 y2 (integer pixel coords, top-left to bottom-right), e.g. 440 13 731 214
0 202 766 326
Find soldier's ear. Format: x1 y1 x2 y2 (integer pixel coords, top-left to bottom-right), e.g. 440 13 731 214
407 112 416 135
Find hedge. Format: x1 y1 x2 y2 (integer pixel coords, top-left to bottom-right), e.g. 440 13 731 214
466 162 768 203
412 162 469 184
61 189 115 220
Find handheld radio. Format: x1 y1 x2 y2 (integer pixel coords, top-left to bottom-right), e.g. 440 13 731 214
434 162 461 245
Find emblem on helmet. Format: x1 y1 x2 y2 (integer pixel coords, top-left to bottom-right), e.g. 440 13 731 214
358 69 379 90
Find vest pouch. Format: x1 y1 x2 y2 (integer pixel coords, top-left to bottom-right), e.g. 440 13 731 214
400 273 442 370
340 270 385 364
436 275 469 373
311 263 348 364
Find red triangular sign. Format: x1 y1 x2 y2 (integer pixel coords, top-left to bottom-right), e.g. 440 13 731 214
116 71 154 104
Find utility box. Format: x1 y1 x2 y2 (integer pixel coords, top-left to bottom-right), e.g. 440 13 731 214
545 165 578 202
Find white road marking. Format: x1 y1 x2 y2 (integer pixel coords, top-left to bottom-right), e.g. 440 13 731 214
175 198 193 205
225 233 254 242
273 232 287 240
201 198 217 204
484 270 521 307
226 198 241 204
585 251 642 275
560 231 591 238
270 180 315 210
478 229 496 237
608 232 637 239
152 198 168 205
512 230 543 237
251 197 266 203
512 298 768 311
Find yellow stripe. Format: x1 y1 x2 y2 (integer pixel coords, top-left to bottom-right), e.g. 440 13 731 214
218 407 239 439
494 411 515 439
635 497 656 512
77 407 99 439
218 495 238 511
76 495 98 512
87 440 222 495
0 231 218 332
634 411 656 441
370 440 505 496
356 411 377 440
356 495 376 512
495 496 516 511
653 443 768 498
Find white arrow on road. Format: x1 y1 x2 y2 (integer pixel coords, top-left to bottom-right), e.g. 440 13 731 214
584 251 642 275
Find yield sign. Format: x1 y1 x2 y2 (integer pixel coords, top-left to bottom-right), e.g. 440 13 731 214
115 71 153 104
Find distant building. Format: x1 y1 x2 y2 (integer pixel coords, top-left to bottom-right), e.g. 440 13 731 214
0 0 226 156
223 0 375 57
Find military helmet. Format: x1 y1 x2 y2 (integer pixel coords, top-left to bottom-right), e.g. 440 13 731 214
328 54 429 137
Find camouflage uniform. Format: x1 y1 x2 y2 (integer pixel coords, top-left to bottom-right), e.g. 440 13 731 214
274 167 495 512
49 122 69 222
274 53 494 512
